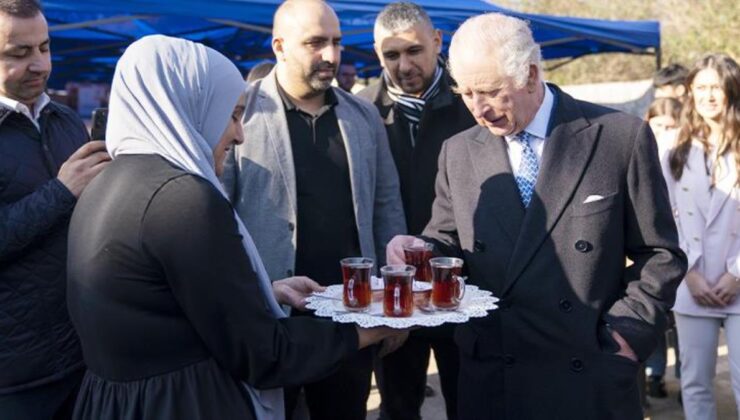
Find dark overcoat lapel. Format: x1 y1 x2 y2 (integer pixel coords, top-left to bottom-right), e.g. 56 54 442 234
503 90 601 294
466 128 524 245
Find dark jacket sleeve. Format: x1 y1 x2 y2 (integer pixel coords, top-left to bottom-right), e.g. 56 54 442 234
140 175 358 389
420 140 464 259
0 103 87 261
604 122 687 360
0 178 76 262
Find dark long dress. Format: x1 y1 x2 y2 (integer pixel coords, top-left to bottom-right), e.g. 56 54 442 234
66 155 358 419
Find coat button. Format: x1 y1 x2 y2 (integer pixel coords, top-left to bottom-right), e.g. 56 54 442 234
504 354 516 367
574 240 592 253
559 299 573 313
687 211 693 216
286 269 293 277
693 237 700 242
570 358 584 373
682 187 689 191
474 240 486 252
288 222 295 232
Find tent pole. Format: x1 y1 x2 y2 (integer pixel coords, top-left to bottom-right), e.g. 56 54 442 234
207 19 272 34
49 15 152 32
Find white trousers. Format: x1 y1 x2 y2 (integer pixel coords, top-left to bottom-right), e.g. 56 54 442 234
675 313 740 420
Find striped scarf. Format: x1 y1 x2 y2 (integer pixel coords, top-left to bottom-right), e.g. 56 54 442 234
383 57 444 147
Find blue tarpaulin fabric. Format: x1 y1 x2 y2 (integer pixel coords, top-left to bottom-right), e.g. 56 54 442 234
41 0 660 88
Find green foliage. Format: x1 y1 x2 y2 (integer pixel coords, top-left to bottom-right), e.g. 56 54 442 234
495 0 740 84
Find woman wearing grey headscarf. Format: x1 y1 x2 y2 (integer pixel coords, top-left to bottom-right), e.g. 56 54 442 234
66 35 397 420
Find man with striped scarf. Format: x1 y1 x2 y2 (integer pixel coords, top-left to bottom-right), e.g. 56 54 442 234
358 3 476 419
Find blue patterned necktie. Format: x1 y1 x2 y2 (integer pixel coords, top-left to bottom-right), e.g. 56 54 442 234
514 131 539 207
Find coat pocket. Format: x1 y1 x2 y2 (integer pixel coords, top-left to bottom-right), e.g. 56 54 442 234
571 191 620 217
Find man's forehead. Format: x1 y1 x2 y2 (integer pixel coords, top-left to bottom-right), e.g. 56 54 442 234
0 13 48 46
453 64 508 90
300 25 341 40
281 8 341 40
375 24 431 49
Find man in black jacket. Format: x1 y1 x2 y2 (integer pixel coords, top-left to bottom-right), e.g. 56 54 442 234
0 1 109 418
357 3 475 419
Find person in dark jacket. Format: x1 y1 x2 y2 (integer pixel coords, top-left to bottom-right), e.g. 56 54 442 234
357 3 475 419
0 1 110 418
66 34 402 420
388 12 686 420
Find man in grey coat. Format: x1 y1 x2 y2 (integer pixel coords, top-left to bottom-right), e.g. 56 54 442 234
221 1 406 419
388 13 687 419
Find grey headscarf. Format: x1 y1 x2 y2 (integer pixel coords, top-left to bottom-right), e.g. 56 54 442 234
106 35 286 420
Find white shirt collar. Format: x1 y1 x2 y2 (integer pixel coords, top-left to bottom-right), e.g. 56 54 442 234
0 93 51 127
505 83 554 141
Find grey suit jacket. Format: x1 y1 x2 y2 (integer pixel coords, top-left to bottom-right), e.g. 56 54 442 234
421 85 687 419
222 70 406 282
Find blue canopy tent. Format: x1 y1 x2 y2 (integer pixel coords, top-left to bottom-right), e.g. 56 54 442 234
41 0 661 89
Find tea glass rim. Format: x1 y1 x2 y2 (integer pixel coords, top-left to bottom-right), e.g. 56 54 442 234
402 242 435 252
429 257 464 268
380 264 416 277
340 257 374 268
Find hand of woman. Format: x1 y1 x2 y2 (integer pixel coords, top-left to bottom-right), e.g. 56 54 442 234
272 276 325 310
356 326 409 355
711 272 740 306
685 270 724 307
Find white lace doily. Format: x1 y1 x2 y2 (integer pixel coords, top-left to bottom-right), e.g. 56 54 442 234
306 285 498 329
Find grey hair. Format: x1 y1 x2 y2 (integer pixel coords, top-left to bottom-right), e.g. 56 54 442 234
374 2 433 34
449 13 542 88
0 0 42 18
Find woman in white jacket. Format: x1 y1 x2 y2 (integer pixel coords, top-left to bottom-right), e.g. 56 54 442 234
658 53 740 420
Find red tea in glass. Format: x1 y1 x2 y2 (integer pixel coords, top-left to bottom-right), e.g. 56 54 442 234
430 257 466 311
381 265 415 317
340 257 373 312
403 243 434 282
413 282 432 310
